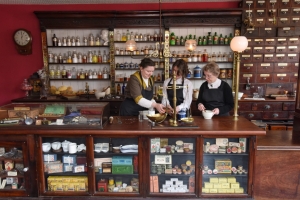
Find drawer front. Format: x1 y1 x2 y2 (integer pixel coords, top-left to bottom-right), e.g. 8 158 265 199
256 74 273 83
241 54 253 62
290 72 298 82
290 63 299 72
259 27 277 36
278 8 292 17
288 37 300 45
262 111 289 120
264 38 276 45
275 46 288 53
265 46 275 53
277 27 295 37
278 17 291 27
240 73 256 83
266 83 293 95
110 101 122 115
287 45 299 53
273 73 290 83
238 102 252 111
253 9 268 17
241 63 257 73
254 18 266 27
244 46 253 54
263 54 275 62
292 8 300 16
239 111 262 120
253 47 264 53
274 54 287 62
257 63 274 73
277 38 288 45
287 53 299 62
283 102 296 111
273 63 291 72
252 102 283 111
252 54 264 62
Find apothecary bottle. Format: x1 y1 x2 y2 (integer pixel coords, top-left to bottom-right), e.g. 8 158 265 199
71 36 75 46
55 65 61 79
103 50 107 63
67 69 72 79
213 32 219 45
78 53 82 63
207 32 213 45
72 51 78 63
48 51 54 63
115 30 121 41
62 37 67 46
202 36 207 45
103 67 109 79
53 54 58 63
52 34 58 46
67 36 71 46
76 36 80 46
49 66 55 79
87 50 93 63
98 50 102 63
89 33 94 46
83 37 88 46
121 32 127 41
224 35 229 45
92 50 98 63
202 49 208 62
219 34 224 45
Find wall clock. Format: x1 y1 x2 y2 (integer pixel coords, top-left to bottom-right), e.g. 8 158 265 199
13 29 32 55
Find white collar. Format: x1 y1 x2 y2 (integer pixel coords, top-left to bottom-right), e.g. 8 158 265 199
208 79 221 89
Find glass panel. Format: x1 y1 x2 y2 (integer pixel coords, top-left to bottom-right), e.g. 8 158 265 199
42 136 87 192
149 137 196 194
202 137 249 194
0 144 26 190
93 137 139 194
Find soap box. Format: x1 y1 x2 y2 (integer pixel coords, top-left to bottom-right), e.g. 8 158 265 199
239 138 247 152
48 163 63 174
112 156 132 165
112 165 133 174
63 164 74 172
43 154 57 162
215 159 232 173
62 155 77 164
44 161 61 172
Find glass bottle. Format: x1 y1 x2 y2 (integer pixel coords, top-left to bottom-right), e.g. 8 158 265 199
217 51 222 61
71 36 76 46
58 53 63 63
87 50 93 63
103 67 109 79
62 53 67 63
207 32 213 45
72 51 78 63
202 36 207 45
154 31 158 41
53 54 58 63
121 32 127 41
76 36 80 46
224 35 229 45
55 65 61 79
88 69 93 79
213 32 219 45
49 66 55 79
89 33 94 46
117 83 121 95
202 49 208 62
157 73 161 81
82 54 87 63
211 52 216 62
126 29 130 41
98 50 102 63
71 67 77 79
122 83 126 95
198 36 202 45
52 34 58 46
175 36 180 45
149 45 154 55
61 65 67 78
67 36 71 46
83 37 88 46
78 53 82 63
180 36 184 46
67 69 72 79
103 50 107 63
57 39 62 46
92 50 98 63
79 69 85 79
229 33 233 43
95 35 101 46
62 37 67 46
134 32 139 41
219 34 224 45
116 30 121 41
170 32 176 45
198 51 203 62
98 69 103 79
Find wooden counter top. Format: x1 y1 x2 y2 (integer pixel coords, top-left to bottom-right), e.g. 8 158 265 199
0 116 265 136
257 130 300 150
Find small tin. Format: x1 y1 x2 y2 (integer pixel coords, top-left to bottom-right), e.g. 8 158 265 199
12 183 18 189
219 69 226 78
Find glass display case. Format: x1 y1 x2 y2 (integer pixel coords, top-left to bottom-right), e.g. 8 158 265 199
93 137 140 196
201 137 250 196
148 137 196 197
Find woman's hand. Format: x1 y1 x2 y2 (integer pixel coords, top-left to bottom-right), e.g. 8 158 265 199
198 103 206 111
212 108 219 115
153 103 165 114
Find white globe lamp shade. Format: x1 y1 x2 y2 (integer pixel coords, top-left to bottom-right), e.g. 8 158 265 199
125 40 137 51
230 36 248 52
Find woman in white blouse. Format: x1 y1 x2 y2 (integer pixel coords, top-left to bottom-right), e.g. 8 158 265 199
162 59 193 114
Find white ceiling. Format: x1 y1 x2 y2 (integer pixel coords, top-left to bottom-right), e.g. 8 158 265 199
0 0 238 4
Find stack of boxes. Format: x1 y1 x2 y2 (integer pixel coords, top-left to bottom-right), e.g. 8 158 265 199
112 156 133 174
202 177 244 193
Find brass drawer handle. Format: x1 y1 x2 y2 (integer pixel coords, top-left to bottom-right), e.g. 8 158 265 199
248 113 254 118
264 105 271 109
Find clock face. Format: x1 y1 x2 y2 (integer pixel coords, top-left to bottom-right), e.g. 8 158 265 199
14 30 31 46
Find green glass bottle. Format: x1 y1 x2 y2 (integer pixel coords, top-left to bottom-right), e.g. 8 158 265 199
219 34 224 45
189 34 193 39
198 36 202 45
202 36 207 45
176 36 180 45
207 32 213 45
229 33 233 44
224 35 229 45
180 36 184 46
170 32 176 46
213 32 219 45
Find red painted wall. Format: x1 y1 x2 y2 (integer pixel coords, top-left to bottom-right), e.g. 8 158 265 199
0 2 239 106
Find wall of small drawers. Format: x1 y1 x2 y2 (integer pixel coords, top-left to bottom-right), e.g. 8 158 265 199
240 0 300 97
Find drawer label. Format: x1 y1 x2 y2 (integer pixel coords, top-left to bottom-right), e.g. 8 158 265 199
282 0 288 2
288 46 297 49
265 47 274 50
264 28 272 31
257 19 264 22
258 1 265 3
254 39 263 42
288 54 297 56
277 74 287 77
270 0 276 3
247 39 252 42
266 39 274 42
257 10 265 13
261 63 271 66
246 1 253 3
277 46 286 49
289 38 298 41
294 9 300 12
276 54 285 57
242 55 251 57
243 74 253 77
265 54 274 57
283 27 291 30
246 10 253 13
281 9 288 12
253 55 262 57
243 64 253 67
294 73 298 77
280 18 288 21
254 47 263 49
260 74 270 77
278 63 288 66
292 18 300 21
278 38 287 41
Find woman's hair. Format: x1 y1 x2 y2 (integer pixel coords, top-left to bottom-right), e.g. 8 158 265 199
203 62 220 77
172 59 189 77
139 58 155 69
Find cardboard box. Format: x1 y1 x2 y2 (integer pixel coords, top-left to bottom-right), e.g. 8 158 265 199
73 165 85 173
231 183 240 189
239 138 247 152
202 188 210 193
213 183 222 189
150 138 160 153
209 188 218 193
62 155 77 164
44 161 61 172
204 182 213 189
221 183 230 189
150 176 154 192
43 154 57 162
226 188 235 193
152 175 159 193
112 165 133 174
209 177 219 183
218 188 227 193
235 187 244 193
63 164 74 172
112 156 132 165
215 159 232 173
48 163 63 174
218 177 228 183
227 177 236 183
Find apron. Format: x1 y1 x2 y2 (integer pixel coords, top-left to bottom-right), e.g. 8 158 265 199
120 73 153 116
202 82 229 116
167 78 184 107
